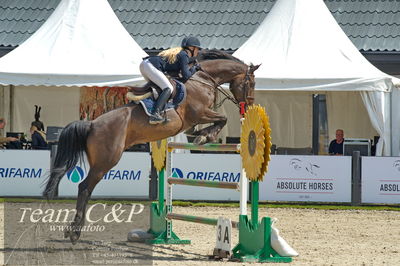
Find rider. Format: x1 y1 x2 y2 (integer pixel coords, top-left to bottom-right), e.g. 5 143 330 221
139 36 202 124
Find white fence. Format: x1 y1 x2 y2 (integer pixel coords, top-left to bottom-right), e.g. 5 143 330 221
0 149 399 204
362 157 400 204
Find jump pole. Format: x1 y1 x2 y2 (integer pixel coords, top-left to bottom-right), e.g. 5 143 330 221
146 146 190 244
147 140 243 244
165 213 239 228
147 105 293 263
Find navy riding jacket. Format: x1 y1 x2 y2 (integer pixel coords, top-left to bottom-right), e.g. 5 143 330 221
147 50 197 82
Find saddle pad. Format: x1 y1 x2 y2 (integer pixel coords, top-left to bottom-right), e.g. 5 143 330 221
139 80 186 117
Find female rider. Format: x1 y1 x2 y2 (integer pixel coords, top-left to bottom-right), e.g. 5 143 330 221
139 36 202 124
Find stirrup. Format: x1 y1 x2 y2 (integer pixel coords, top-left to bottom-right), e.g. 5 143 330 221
149 111 170 124
149 113 164 124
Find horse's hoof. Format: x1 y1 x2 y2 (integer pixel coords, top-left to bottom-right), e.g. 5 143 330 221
193 135 207 145
70 231 80 245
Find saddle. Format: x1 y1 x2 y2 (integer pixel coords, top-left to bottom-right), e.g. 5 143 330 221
128 79 186 118
126 79 179 102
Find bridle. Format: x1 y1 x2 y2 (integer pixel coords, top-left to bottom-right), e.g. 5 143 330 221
240 67 254 105
191 66 253 109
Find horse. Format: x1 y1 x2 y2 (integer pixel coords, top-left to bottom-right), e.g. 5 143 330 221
43 50 260 244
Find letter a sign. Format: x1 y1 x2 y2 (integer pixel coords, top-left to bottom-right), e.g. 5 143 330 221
215 217 232 252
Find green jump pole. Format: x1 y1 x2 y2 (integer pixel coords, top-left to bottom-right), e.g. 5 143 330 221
168 142 239 152
166 213 239 228
167 178 239 190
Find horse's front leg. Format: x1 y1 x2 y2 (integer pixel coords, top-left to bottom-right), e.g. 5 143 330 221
192 109 227 145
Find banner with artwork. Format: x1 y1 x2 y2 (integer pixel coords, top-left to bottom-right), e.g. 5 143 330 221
80 87 128 120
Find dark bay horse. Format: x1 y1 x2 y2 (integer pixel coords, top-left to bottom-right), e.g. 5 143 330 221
43 50 259 244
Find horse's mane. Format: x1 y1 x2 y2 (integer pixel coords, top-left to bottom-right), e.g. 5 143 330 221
197 49 244 64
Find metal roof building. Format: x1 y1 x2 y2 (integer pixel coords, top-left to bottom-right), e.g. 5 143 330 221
0 0 399 73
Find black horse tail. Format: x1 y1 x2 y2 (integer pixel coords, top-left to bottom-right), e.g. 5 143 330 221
43 120 92 200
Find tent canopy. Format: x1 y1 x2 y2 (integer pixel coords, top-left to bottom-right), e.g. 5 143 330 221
233 0 397 156
233 0 398 92
0 0 147 87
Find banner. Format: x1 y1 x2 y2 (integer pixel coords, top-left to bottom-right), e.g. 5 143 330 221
0 150 50 196
80 87 128 120
59 152 150 198
362 157 400 204
260 155 352 202
168 153 241 201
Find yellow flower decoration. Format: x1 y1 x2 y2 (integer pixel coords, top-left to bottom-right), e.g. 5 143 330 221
151 139 167 172
240 105 266 181
258 106 272 181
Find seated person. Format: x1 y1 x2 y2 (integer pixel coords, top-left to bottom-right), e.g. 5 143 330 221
0 118 19 149
329 129 344 155
30 125 48 149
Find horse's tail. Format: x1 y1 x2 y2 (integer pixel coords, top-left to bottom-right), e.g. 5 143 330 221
43 120 92 200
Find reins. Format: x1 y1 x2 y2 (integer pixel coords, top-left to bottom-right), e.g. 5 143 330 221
190 67 252 110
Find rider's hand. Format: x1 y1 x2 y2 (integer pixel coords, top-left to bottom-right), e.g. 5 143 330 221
194 64 202 71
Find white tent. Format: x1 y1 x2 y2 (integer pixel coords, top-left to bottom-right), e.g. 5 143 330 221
0 0 148 137
0 0 147 87
233 0 399 156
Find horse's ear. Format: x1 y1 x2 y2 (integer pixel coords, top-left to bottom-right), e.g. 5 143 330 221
250 64 261 73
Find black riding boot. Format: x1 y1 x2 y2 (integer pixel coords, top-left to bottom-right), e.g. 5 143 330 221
149 88 172 124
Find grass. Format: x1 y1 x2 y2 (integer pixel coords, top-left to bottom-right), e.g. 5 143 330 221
0 197 399 211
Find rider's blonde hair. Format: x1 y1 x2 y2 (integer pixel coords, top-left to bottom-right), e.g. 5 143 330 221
158 47 183 64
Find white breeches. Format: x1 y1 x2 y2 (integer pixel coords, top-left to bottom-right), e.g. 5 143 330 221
140 59 174 92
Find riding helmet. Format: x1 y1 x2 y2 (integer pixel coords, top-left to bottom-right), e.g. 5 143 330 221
181 36 189 48
183 36 201 49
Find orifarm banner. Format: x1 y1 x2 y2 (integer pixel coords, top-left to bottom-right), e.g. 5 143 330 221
0 150 50 196
59 152 150 198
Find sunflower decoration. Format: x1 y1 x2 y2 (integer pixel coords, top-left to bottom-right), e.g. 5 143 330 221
151 139 167 172
240 105 268 181
258 106 272 181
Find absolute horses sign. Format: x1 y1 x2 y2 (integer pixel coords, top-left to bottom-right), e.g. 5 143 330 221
260 155 352 202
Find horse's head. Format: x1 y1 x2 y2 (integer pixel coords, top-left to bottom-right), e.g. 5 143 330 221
197 50 260 106
229 63 260 106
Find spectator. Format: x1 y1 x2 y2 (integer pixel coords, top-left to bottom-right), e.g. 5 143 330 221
30 125 48 149
329 129 344 155
32 105 45 131
0 118 19 149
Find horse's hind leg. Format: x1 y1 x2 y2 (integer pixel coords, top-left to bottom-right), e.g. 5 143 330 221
64 167 105 244
192 109 227 144
64 110 129 244
184 126 197 136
